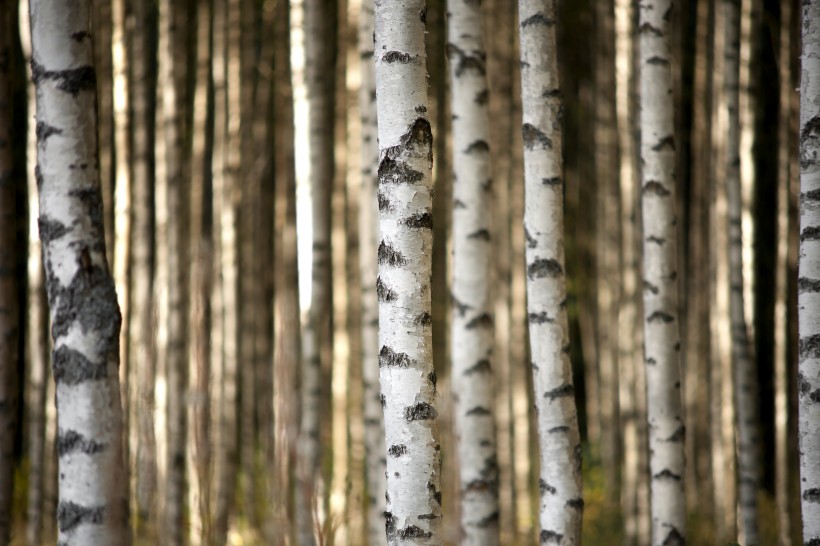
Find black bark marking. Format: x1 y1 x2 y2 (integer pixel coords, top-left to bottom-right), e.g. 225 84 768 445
810 389 820 404
475 511 499 528
466 406 491 416
454 198 467 209
388 444 408 457
376 277 397 302
664 425 685 442
660 527 685 546
385 512 397 541
528 312 554 325
38 216 69 244
452 293 471 316
804 489 820 503
542 176 561 186
382 51 417 64
646 56 671 66
801 226 820 241
464 479 496 493
802 189 820 205
415 312 433 326
49 264 121 344
540 530 564 543
643 281 659 294
528 258 563 279
465 313 493 329
415 104 427 114
379 346 413 368
566 498 584 510
647 235 666 245
467 228 491 241
378 191 392 212
522 12 555 27
57 501 104 532
464 139 490 154
542 88 562 99
398 525 432 539
71 31 91 42
465 359 491 375
522 123 552 150
36 121 62 142
380 394 386 408
402 212 433 229
31 60 96 96
646 357 657 365
638 22 663 35
428 481 442 505
653 469 682 481
378 156 424 185
428 371 437 389
52 346 107 385
525 228 538 248
647 311 674 323
548 425 570 434
643 180 671 196
405 402 438 421
378 241 406 266
57 430 106 456
800 335 820 360
539 479 557 494
475 89 489 104
446 43 486 76
544 383 574 401
417 513 437 520
651 136 676 151
801 116 820 168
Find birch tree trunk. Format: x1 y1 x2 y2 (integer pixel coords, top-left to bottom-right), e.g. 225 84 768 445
638 1 687 544
517 2 583 544
358 1 387 544
724 0 759 542
374 1 443 543
29 1 129 543
445 1 499 543
295 0 336 543
0 4 18 543
158 0 189 541
798 2 820 543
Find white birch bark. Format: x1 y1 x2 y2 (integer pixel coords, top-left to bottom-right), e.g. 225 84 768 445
374 1 443 543
638 1 686 544
724 1 759 542
358 1 387 544
517 2 583 544
799 2 820 544
445 1 499 543
29 1 129 543
0 4 18 543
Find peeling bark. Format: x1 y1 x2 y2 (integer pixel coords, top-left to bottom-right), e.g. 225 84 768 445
29 1 129 543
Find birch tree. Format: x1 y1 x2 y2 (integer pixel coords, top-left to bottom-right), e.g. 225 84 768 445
446 1 499 543
724 0 759 542
29 0 128 543
358 1 387 544
0 3 18 543
517 2 583 544
374 1 443 543
799 2 820 543
638 1 686 544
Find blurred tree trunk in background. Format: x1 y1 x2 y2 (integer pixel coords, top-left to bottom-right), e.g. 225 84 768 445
0 3 18 544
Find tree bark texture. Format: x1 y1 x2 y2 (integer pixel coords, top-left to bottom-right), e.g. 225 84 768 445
358 1 387 544
724 0 760 543
799 2 820 543
29 1 129 543
638 1 687 544
445 1 500 544
374 1 443 544
0 3 19 543
517 2 583 545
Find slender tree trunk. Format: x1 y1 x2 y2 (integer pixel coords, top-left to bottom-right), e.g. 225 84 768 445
29 1 129 543
358 1 387 544
0 4 18 544
295 0 336 542
21 8 50 541
187 0 214 543
93 0 114 263
445 1 500 543
798 3 820 544
517 2 583 545
158 0 190 541
374 1 443 544
724 0 759 542
638 1 687 544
